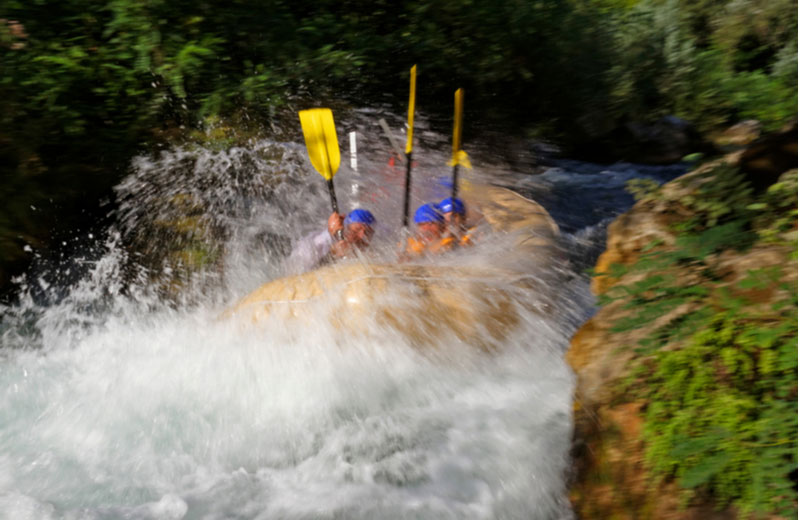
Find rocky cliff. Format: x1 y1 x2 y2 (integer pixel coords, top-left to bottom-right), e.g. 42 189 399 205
567 127 797 518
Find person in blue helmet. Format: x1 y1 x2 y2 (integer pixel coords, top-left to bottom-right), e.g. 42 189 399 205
438 197 474 247
400 203 451 260
288 209 376 273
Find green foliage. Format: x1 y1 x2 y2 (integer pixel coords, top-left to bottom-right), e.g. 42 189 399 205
3 0 790 151
626 178 662 202
674 164 754 231
605 0 797 132
750 169 798 244
642 306 797 518
599 163 798 516
0 0 795 291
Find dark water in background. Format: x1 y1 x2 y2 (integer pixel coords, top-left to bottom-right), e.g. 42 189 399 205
492 158 687 271
510 158 686 234
0 110 686 520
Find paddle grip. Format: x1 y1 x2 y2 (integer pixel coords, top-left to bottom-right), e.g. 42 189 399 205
403 151 413 227
327 179 344 241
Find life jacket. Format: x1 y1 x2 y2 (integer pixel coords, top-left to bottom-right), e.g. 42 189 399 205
459 228 475 247
442 227 475 248
405 236 455 257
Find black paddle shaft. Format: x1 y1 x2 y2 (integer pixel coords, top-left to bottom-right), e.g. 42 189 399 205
321 135 344 241
451 164 459 199
327 178 344 241
402 151 413 227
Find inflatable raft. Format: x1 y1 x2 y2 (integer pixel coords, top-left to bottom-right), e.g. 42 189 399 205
225 185 561 350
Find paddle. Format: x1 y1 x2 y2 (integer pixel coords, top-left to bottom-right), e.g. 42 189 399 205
378 118 405 164
402 65 417 228
450 88 464 199
349 131 358 173
298 108 344 240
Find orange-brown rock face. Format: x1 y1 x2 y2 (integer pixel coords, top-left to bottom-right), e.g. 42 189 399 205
567 131 797 519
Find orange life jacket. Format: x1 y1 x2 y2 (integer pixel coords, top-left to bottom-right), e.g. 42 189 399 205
405 236 455 256
459 228 475 247
442 227 475 248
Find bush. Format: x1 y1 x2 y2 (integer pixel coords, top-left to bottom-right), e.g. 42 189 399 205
606 0 797 132
603 162 798 517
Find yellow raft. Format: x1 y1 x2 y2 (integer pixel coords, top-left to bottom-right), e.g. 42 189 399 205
225 185 561 350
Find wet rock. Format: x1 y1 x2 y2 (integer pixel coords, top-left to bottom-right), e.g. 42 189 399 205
569 244 794 518
713 120 762 151
738 122 798 192
591 203 675 295
567 132 797 518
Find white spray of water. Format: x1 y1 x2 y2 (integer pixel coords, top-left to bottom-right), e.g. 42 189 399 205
0 115 584 519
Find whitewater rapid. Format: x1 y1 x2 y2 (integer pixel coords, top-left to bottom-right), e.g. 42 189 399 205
0 252 574 519
0 113 684 519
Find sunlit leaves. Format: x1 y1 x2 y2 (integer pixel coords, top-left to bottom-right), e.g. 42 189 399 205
600 162 797 516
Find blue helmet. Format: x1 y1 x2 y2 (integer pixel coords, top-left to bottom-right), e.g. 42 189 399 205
414 203 444 224
345 208 375 226
438 197 466 215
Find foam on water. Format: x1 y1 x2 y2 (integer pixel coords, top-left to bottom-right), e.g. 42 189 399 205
1 252 574 519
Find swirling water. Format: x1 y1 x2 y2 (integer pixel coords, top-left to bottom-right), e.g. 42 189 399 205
0 112 684 519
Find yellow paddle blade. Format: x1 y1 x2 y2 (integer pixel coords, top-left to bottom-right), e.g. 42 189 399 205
298 108 340 180
451 88 463 164
447 149 472 169
405 65 417 154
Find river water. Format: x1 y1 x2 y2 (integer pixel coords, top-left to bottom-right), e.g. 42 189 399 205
0 112 685 520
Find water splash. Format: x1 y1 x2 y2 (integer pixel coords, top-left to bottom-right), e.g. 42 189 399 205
0 272 575 519
0 111 685 519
